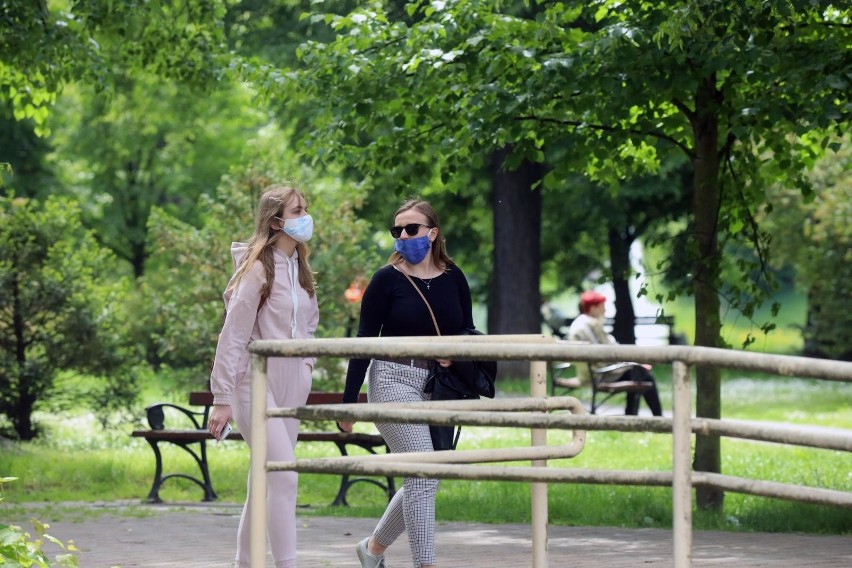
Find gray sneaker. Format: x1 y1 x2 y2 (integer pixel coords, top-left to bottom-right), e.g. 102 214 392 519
356 537 386 568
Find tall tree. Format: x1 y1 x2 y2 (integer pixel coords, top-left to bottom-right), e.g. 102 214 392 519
255 1 850 510
0 194 133 440
256 2 561 346
50 77 266 277
548 2 849 509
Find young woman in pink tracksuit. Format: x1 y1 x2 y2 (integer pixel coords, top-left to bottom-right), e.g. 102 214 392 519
207 184 319 568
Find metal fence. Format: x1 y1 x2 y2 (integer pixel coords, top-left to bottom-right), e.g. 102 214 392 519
245 335 852 568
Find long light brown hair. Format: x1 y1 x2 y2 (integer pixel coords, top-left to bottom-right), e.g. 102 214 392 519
229 184 316 307
387 198 454 269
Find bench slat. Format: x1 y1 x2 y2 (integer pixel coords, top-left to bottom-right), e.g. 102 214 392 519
131 429 385 447
188 391 365 407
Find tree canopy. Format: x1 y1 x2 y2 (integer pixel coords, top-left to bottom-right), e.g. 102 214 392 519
1 0 229 136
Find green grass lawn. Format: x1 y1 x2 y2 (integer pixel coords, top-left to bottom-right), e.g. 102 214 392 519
2 368 849 535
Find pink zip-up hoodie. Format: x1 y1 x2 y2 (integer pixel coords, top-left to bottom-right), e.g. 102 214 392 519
210 242 319 406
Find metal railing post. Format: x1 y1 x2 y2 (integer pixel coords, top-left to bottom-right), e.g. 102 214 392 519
249 353 269 568
530 360 548 568
672 360 692 568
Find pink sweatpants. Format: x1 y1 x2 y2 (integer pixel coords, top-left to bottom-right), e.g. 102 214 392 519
231 358 313 568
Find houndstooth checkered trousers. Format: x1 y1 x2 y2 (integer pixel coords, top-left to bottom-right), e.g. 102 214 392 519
368 360 440 567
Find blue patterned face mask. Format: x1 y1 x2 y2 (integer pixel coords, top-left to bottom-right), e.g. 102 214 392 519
394 233 432 264
277 215 314 242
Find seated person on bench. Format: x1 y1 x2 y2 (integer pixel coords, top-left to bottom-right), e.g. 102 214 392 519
568 291 663 416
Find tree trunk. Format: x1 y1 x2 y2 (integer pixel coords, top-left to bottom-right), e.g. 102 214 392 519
691 75 724 510
11 394 36 440
802 287 824 358
489 146 542 379
608 226 636 345
131 240 146 279
9 273 35 439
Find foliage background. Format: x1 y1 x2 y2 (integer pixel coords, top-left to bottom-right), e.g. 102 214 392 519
0 195 136 440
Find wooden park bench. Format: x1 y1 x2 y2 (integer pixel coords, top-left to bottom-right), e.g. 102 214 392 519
550 360 654 414
544 314 668 413
131 391 394 506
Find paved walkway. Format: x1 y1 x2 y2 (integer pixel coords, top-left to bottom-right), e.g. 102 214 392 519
8 501 851 567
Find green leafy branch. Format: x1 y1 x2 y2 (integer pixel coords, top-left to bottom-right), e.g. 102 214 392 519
0 477 78 567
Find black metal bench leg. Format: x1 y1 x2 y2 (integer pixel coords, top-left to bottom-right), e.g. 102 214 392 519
142 438 217 502
332 478 354 507
198 439 218 502
331 469 395 506
144 439 164 503
330 441 395 506
331 445 352 506
386 473 396 500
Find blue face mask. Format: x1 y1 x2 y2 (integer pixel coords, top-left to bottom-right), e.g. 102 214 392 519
394 234 432 264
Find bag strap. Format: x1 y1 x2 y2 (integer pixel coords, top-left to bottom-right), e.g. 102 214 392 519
401 268 462 450
400 269 442 336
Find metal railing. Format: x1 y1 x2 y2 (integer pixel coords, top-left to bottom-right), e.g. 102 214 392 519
245 335 852 568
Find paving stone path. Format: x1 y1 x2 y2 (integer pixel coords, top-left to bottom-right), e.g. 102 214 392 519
8 501 851 567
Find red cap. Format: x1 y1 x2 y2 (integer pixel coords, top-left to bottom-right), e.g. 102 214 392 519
579 291 607 313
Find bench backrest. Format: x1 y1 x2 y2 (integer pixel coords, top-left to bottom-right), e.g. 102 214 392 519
188 391 367 407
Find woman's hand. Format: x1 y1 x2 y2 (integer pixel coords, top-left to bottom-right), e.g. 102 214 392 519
436 359 452 367
209 404 233 441
337 421 355 433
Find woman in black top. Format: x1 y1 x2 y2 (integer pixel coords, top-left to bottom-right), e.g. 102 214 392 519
339 199 474 568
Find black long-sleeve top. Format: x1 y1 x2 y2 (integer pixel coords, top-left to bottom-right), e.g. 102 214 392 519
342 263 474 403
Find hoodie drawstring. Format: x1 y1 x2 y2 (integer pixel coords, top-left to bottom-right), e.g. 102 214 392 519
288 256 299 336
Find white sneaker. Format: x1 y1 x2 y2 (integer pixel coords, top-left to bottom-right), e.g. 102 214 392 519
356 537 386 568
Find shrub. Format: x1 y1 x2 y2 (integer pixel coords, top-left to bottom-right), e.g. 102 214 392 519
0 477 78 567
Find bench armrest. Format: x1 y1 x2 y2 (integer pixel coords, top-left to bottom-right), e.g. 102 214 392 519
145 402 206 430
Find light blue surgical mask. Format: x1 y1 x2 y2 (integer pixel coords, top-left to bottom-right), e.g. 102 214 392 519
277 215 314 242
394 233 432 264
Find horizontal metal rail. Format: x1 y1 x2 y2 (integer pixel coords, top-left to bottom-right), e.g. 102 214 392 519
250 337 852 381
268 458 851 508
270 400 852 452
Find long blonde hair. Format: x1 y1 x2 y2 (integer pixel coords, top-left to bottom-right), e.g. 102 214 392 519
387 198 454 268
229 184 316 306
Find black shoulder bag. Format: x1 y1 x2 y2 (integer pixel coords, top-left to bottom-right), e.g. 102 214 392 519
400 272 497 451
